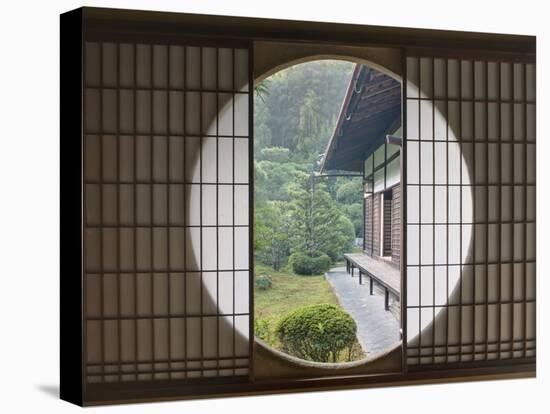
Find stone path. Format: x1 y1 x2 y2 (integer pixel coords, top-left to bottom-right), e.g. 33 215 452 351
326 266 400 356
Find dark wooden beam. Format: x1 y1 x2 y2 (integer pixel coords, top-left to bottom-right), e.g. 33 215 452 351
81 7 535 55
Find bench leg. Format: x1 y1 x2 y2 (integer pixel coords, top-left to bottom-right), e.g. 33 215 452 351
369 277 373 295
359 271 362 285
351 265 354 277
384 288 389 311
346 260 349 273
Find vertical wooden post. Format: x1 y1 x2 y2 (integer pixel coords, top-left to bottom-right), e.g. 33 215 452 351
370 277 374 295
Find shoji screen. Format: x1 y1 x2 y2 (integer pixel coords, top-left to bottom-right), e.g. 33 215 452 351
83 41 252 384
404 54 535 367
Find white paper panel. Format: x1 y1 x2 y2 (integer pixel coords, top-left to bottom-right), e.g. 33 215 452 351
218 272 234 314
420 266 434 306
434 58 446 99
461 60 473 99
202 185 217 225
372 170 384 194
420 99 433 139
434 100 447 140
185 92 200 134
407 185 419 223
407 99 419 140
406 56 419 98
219 227 233 269
434 186 446 223
406 54 535 366
235 185 249 225
184 46 200 88
202 227 217 270
407 141 419 184
234 138 249 183
474 61 486 100
218 93 233 135
218 138 234 183
218 48 233 91
201 47 216 90
218 185 233 225
420 57 433 99
447 59 460 99
386 156 400 189
420 186 433 223
83 42 252 382
201 137 217 183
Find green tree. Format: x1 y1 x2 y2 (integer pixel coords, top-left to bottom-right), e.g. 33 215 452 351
253 61 363 267
254 60 354 158
254 78 271 103
260 146 290 163
256 160 308 202
336 178 363 205
339 203 364 238
255 201 291 270
254 161 269 206
287 173 355 262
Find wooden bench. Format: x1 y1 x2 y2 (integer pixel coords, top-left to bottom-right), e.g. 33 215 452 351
344 253 400 311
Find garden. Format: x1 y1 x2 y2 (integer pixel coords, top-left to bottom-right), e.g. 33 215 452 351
253 60 367 362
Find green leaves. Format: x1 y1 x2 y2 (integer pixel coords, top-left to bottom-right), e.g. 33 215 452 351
275 304 358 362
253 60 354 161
253 61 360 270
255 274 273 290
254 78 272 103
259 146 290 163
288 174 355 262
336 179 363 204
254 201 291 270
288 252 331 275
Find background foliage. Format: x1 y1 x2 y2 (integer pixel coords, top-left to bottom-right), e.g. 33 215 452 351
253 61 367 362
254 60 363 271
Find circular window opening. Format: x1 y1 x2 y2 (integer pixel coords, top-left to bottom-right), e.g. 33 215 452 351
253 59 404 364
192 53 473 369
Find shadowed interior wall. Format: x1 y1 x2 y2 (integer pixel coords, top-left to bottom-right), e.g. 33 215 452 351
404 55 536 366
83 40 252 383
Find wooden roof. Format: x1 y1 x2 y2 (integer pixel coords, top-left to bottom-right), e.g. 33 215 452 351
320 65 401 173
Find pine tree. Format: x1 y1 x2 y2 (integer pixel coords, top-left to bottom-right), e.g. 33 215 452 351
287 173 354 260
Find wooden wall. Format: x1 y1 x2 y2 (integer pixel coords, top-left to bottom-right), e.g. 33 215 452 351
363 185 400 268
391 185 401 266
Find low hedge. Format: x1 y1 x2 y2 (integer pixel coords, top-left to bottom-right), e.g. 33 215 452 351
275 303 357 362
288 252 331 275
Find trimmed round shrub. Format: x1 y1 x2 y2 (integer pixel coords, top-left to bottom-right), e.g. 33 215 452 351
289 252 331 275
312 254 331 274
255 274 273 290
275 304 357 362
